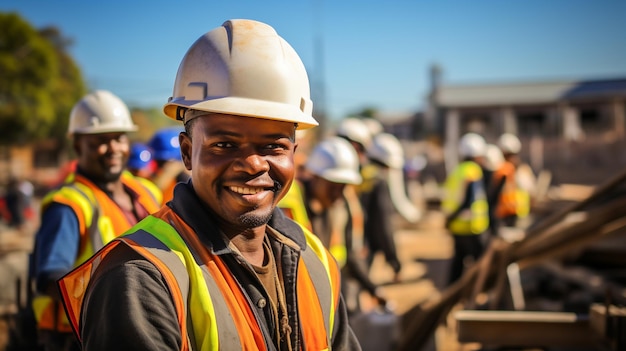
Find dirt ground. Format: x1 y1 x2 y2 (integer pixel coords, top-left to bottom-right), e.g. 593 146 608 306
360 209 481 351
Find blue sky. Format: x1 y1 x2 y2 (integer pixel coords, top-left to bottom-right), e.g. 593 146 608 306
3 0 625 123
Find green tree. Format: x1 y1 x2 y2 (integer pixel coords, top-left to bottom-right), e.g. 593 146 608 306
130 107 182 143
348 106 378 119
0 12 86 145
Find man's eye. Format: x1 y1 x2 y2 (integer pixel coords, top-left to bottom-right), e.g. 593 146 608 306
266 142 291 150
215 142 234 148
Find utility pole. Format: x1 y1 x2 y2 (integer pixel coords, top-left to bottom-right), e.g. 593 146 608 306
311 0 327 138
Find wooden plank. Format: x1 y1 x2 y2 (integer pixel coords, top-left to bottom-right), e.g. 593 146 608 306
455 310 600 348
589 303 626 350
525 166 626 236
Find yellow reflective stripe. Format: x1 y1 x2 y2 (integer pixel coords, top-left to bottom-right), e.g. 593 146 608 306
32 295 51 323
139 216 219 351
357 163 378 194
516 189 530 218
277 181 311 229
300 224 336 335
441 164 466 214
329 244 347 267
43 185 99 265
134 175 164 206
68 184 100 265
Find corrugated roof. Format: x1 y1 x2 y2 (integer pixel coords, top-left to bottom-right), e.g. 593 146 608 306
437 78 626 107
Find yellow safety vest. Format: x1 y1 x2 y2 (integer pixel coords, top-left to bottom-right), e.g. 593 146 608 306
442 161 489 235
277 181 312 231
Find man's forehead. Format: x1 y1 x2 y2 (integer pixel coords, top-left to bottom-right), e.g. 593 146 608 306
195 113 297 131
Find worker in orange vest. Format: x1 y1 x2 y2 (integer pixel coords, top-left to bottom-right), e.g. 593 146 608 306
30 90 161 351
496 133 532 227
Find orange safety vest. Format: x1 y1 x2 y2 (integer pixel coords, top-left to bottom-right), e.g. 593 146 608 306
494 161 518 219
34 171 161 333
59 206 341 350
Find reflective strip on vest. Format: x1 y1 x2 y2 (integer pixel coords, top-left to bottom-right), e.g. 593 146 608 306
59 208 339 350
442 161 489 235
135 176 164 206
277 181 312 231
299 225 339 346
515 189 530 218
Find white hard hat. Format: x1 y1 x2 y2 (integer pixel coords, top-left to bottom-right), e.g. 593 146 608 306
362 118 384 136
459 133 487 158
498 133 522 154
163 19 318 130
68 90 137 135
367 133 405 169
484 144 504 171
305 137 362 185
336 118 372 149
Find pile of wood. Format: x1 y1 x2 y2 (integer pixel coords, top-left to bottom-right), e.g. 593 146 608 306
397 167 626 351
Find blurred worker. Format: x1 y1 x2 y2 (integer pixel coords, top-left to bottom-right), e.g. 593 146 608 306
147 126 190 204
361 133 420 282
362 117 384 137
279 137 387 314
127 142 163 205
483 144 507 238
3 176 29 230
442 132 489 285
30 90 162 351
336 117 373 167
127 142 156 178
497 133 533 227
335 118 379 198
369 133 422 224
59 19 360 350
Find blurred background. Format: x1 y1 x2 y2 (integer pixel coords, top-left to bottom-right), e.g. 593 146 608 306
0 0 624 191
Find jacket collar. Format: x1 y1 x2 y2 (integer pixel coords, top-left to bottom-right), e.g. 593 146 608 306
168 181 307 253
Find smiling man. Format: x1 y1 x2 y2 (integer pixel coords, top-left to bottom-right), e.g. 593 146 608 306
30 90 162 351
59 19 361 351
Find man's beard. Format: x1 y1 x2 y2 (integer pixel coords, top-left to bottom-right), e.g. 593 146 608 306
234 180 282 228
238 205 274 228
97 169 124 183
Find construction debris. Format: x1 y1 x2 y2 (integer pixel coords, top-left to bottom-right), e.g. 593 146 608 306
397 166 626 351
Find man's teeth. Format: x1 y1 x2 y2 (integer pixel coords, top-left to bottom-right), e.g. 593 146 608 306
230 186 263 195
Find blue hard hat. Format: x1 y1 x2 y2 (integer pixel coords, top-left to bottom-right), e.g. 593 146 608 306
148 126 184 161
128 143 153 170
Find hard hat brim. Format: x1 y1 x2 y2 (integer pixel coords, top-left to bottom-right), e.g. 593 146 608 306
164 96 318 130
319 169 362 185
70 124 138 135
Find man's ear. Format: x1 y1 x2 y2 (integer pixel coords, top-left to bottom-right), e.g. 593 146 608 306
179 132 192 171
